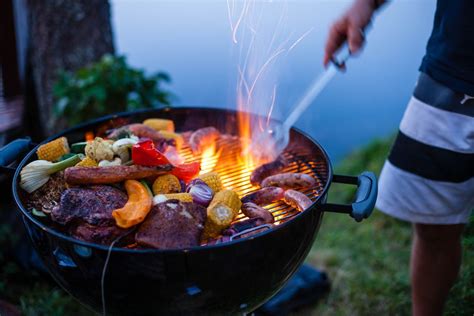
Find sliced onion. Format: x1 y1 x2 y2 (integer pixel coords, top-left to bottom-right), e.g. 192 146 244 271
186 179 214 207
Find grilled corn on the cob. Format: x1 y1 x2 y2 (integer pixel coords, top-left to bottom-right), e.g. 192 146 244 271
163 193 193 203
159 131 184 149
208 190 241 214
143 118 175 132
203 190 241 239
152 174 182 195
198 172 223 193
75 156 98 167
36 137 70 162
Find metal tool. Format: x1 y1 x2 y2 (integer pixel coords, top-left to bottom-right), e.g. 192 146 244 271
249 42 353 162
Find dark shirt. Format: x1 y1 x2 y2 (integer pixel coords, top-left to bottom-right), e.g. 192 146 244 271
420 0 474 95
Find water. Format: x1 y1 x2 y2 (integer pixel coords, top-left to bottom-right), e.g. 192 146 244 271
111 0 436 162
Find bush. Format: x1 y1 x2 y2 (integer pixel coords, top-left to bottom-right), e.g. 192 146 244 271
53 54 172 126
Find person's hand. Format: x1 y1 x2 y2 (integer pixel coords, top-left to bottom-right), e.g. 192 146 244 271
323 0 380 66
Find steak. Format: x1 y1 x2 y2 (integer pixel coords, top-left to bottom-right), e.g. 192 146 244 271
51 185 132 245
70 223 131 246
136 200 206 249
51 185 127 226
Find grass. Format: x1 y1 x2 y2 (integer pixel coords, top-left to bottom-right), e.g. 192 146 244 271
302 137 474 316
1 136 472 315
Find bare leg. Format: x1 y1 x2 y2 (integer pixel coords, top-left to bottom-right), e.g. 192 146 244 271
411 223 465 316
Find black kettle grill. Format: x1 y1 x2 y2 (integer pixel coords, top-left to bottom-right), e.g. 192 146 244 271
0 107 377 315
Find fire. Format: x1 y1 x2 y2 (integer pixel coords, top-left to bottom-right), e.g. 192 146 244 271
227 0 313 167
199 143 220 175
85 131 94 141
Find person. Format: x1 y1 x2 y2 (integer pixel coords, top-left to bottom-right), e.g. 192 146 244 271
324 0 474 315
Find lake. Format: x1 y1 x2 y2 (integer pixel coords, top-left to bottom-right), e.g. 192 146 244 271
111 0 436 162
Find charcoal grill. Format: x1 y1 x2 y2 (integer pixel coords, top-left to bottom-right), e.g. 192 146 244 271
0 107 377 315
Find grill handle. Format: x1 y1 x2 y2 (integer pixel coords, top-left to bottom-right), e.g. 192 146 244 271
320 171 377 222
0 138 33 175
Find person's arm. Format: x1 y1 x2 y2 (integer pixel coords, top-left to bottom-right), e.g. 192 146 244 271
323 0 387 66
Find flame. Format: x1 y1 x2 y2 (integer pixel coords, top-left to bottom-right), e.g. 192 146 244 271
228 0 314 168
200 143 220 175
85 131 94 141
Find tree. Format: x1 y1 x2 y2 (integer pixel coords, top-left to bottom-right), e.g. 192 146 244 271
26 0 114 136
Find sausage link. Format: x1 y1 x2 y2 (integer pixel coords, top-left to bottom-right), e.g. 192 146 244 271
64 165 173 185
250 156 288 186
283 189 313 212
261 172 315 189
241 202 275 224
241 187 284 205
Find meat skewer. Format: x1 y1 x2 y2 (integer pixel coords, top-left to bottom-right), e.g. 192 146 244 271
64 164 173 185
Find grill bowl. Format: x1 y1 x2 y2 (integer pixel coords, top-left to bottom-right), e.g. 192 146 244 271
9 107 376 315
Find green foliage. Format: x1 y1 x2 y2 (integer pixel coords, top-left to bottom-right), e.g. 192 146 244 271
53 54 172 126
20 285 90 316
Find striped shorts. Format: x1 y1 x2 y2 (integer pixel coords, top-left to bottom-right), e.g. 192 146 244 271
376 72 474 224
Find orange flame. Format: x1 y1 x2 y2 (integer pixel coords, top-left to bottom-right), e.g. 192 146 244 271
200 143 220 175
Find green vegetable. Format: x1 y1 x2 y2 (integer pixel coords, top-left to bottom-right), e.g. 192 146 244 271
20 155 81 193
70 142 88 153
58 153 77 161
140 180 153 197
31 208 47 217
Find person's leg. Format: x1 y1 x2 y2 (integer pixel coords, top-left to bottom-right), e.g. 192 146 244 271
411 223 465 316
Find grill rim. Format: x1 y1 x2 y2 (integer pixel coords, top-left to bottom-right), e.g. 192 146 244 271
12 106 334 254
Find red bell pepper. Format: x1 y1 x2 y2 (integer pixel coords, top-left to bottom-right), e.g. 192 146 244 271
132 140 170 166
132 139 200 182
171 162 201 183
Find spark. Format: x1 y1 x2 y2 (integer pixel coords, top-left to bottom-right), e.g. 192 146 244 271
289 27 314 52
247 47 286 103
266 84 277 128
231 0 250 44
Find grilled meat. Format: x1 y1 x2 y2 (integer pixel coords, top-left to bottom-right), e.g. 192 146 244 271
64 164 173 185
189 126 220 154
51 185 127 226
283 189 313 212
51 185 131 245
135 200 206 249
261 172 316 189
250 156 288 186
70 222 131 245
241 187 284 205
241 202 275 224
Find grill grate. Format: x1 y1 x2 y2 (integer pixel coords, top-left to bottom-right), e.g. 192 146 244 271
179 135 326 225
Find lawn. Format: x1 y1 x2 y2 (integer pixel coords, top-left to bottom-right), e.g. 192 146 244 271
1 137 472 315
304 138 474 316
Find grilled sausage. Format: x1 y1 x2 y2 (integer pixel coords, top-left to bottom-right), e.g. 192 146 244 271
108 123 163 141
283 189 312 211
261 172 315 189
64 164 173 185
250 155 288 186
189 126 220 154
241 202 275 224
241 187 284 205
